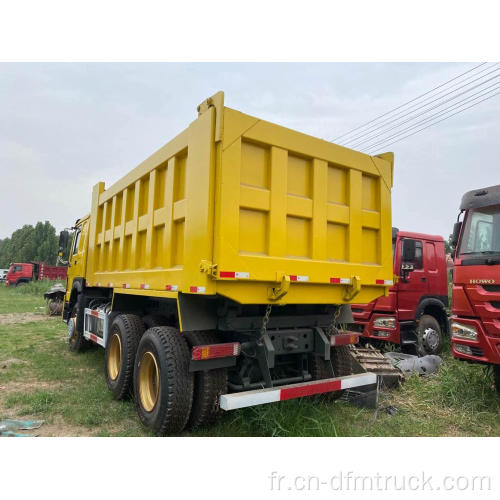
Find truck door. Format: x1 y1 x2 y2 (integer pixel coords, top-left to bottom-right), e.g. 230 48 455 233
397 238 428 319
67 219 89 288
424 240 440 294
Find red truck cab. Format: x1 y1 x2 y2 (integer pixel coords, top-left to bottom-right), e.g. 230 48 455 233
5 262 67 286
352 228 449 355
450 184 500 392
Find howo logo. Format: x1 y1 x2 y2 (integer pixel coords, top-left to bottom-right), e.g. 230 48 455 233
469 279 496 284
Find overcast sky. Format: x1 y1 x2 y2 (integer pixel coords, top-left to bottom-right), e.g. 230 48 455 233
0 63 498 241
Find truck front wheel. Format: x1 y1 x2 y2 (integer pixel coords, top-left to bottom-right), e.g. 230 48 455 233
105 314 144 400
134 326 193 435
417 315 443 356
68 294 89 352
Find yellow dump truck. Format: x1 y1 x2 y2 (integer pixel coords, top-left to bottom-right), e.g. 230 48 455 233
59 92 395 434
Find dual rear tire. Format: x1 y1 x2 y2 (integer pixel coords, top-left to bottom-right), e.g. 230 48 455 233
103 315 226 434
133 328 227 434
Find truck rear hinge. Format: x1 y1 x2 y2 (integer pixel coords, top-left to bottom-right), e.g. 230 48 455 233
200 260 218 278
343 275 361 301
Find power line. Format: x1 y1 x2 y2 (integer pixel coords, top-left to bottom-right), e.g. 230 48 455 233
361 83 500 152
341 64 500 148
364 90 500 154
331 62 487 142
347 73 500 150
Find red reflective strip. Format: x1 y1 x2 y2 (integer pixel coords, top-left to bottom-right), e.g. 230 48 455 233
165 285 172 290
220 271 235 278
290 275 297 281
280 379 342 401
89 333 98 343
330 277 341 284
90 310 99 317
190 286 198 293
140 284 145 289
122 284 127 288
376 279 385 285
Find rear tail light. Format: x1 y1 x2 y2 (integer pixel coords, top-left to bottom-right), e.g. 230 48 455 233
329 333 360 346
191 342 241 360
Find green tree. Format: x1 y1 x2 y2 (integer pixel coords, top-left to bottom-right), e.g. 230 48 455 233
0 221 60 267
444 233 453 254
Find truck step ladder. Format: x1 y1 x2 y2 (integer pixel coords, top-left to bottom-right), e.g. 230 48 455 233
349 344 404 388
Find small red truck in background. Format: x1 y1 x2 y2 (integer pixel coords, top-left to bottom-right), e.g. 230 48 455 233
449 184 500 392
5 262 67 286
352 228 449 355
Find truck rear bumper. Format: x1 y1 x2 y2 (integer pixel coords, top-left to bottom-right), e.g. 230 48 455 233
451 317 500 365
219 372 377 410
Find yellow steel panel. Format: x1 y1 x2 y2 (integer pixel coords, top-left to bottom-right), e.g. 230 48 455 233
327 222 347 261
241 141 269 188
213 104 394 304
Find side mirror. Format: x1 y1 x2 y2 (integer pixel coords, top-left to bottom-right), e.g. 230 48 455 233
402 238 416 262
450 221 462 253
58 230 69 256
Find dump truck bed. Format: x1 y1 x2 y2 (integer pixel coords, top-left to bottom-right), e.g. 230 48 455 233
86 92 394 305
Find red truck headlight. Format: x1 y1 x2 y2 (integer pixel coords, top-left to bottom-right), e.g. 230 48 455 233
451 321 478 341
373 317 396 328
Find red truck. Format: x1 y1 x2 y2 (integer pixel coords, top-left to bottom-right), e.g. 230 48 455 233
449 184 500 392
352 228 449 355
5 262 67 286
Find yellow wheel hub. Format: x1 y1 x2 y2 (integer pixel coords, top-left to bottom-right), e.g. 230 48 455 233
138 351 160 412
70 317 78 342
108 333 122 381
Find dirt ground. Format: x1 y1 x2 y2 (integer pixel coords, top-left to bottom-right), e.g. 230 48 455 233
0 312 54 325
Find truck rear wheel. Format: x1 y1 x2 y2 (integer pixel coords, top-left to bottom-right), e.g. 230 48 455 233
105 314 144 400
417 315 443 356
309 345 353 400
134 326 193 435
143 314 168 329
183 331 228 430
68 294 89 352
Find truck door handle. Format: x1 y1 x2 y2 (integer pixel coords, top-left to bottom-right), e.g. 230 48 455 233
421 277 426 282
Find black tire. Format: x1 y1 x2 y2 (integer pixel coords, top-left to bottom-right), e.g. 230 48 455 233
417 314 443 356
143 314 168 329
309 345 353 400
183 331 228 430
134 326 193 435
68 294 89 352
494 365 500 395
105 314 144 400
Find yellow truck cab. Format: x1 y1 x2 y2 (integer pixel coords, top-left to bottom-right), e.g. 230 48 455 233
59 92 395 434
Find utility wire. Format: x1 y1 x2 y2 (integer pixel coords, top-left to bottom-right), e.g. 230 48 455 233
364 90 500 154
331 62 487 142
347 73 500 150
341 64 500 148
361 83 500 152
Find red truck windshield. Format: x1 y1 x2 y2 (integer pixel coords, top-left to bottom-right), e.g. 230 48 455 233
459 204 500 259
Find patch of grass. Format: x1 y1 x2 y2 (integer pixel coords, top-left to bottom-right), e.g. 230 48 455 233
0 282 54 313
0 284 45 314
